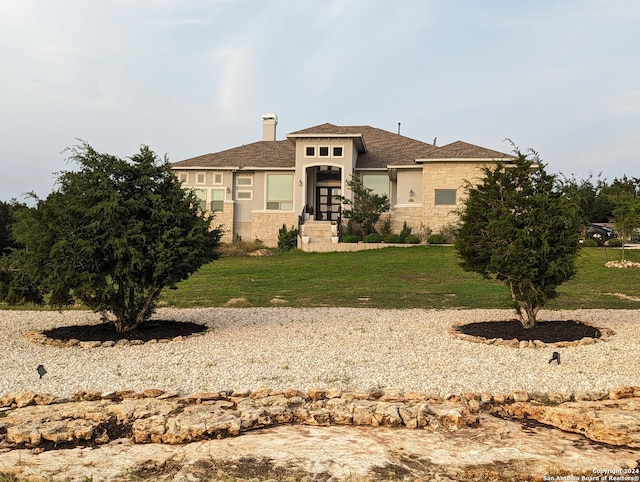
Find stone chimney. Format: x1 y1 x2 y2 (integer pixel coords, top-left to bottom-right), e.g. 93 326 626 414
261 113 278 141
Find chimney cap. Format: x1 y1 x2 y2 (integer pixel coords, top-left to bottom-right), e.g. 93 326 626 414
261 113 278 121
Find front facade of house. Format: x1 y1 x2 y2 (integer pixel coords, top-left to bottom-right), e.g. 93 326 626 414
171 114 513 248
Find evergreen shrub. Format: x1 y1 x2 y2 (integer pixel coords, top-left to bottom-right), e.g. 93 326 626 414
363 233 382 243
404 234 420 244
341 234 360 243
383 233 401 243
427 234 447 244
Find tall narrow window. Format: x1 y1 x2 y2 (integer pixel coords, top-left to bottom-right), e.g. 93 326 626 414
194 189 207 211
210 189 224 211
266 174 293 210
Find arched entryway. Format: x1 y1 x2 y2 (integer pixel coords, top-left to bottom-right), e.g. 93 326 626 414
310 165 341 221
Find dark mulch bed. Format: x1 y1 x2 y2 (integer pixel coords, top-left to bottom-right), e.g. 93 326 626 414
43 320 208 343
459 320 601 344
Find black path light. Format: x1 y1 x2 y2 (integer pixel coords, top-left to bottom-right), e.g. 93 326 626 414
548 352 561 365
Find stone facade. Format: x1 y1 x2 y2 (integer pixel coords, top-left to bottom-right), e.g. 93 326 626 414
212 201 235 243
421 161 491 232
384 205 424 234
251 211 298 246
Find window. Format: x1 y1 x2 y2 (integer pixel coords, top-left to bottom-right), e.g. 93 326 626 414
178 172 188 184
210 189 224 211
194 189 207 211
435 189 457 205
196 172 206 185
305 145 343 158
237 191 252 200
362 174 389 197
213 172 223 185
236 176 253 187
266 174 293 210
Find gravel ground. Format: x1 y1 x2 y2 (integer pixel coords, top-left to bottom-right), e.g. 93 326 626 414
1 308 639 399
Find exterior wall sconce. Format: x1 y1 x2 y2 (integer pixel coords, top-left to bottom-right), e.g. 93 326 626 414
409 189 414 197
226 187 231 193
298 179 303 186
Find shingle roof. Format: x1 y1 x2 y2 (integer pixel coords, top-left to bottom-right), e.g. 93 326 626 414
434 141 513 160
172 140 295 169
172 124 512 169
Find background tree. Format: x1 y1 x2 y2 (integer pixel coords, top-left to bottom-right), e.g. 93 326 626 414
559 173 612 235
0 199 24 256
607 176 640 260
336 176 390 237
455 146 582 329
0 142 221 332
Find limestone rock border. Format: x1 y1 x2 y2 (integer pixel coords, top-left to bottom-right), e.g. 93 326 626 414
449 320 614 348
1 385 639 450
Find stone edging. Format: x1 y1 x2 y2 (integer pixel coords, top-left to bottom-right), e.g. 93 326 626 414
24 329 210 348
2 384 638 412
606 260 640 268
449 321 614 349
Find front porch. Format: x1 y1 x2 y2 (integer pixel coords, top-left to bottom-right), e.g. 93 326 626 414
297 220 339 251
296 218 420 252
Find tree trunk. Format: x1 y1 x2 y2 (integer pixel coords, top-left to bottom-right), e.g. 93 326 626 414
509 281 538 329
520 302 538 329
112 285 162 333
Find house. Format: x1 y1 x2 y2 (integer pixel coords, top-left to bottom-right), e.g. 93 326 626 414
171 114 514 250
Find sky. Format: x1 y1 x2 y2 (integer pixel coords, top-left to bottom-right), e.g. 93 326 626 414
1 0 639 201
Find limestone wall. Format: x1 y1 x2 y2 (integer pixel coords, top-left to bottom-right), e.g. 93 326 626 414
385 205 424 234
421 161 492 232
251 211 298 246
210 201 235 243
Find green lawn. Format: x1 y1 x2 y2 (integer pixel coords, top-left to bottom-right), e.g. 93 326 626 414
160 246 640 310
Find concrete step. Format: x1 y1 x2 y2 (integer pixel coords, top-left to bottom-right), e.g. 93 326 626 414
299 222 339 246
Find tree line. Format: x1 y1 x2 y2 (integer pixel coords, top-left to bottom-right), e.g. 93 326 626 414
560 172 640 240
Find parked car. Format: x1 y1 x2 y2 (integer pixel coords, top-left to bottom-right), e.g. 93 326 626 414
587 224 617 243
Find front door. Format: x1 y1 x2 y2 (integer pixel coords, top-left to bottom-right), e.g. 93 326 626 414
315 186 341 221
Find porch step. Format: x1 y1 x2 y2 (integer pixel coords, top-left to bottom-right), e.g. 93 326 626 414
299 221 338 245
